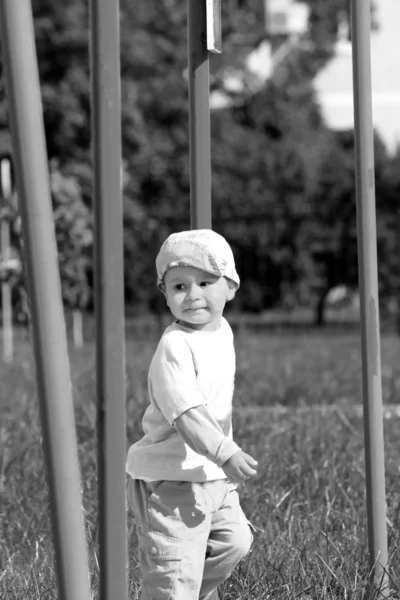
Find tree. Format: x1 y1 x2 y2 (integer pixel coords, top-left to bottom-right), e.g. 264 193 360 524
213 0 383 322
6 161 93 336
214 30 336 314
296 128 392 327
0 0 386 319
50 160 92 312
378 146 400 331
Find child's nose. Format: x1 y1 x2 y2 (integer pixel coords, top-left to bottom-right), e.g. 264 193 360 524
186 284 201 300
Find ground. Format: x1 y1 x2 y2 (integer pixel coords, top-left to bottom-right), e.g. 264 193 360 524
1 327 399 599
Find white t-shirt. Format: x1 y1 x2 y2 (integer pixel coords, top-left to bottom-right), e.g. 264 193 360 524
126 317 240 482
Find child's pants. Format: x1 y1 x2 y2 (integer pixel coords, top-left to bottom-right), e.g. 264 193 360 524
127 477 254 600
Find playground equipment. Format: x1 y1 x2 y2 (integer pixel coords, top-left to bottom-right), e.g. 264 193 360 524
0 0 389 599
90 2 127 599
0 129 15 362
350 0 388 587
0 3 92 600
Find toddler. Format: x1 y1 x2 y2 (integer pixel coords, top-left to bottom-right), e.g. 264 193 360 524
126 229 258 600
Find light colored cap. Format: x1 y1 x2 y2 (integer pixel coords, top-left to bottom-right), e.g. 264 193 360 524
156 229 240 289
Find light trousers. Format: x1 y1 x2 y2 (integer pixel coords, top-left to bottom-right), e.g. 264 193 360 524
127 477 254 600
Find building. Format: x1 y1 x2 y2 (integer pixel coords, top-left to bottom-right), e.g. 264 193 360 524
313 0 400 154
212 0 400 154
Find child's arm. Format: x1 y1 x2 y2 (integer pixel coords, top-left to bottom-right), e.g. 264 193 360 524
174 406 258 483
174 404 240 467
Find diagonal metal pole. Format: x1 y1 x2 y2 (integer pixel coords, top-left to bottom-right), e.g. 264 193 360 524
90 1 128 599
0 2 91 600
187 0 212 229
350 0 388 590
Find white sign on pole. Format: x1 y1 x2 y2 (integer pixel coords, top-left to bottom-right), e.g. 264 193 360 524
206 0 222 54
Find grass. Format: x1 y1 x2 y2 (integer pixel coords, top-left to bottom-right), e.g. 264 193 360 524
1 327 400 599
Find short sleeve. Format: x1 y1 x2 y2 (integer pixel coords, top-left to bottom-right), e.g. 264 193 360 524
148 331 207 425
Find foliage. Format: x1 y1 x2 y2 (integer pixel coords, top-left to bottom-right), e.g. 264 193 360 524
50 160 93 309
0 160 93 322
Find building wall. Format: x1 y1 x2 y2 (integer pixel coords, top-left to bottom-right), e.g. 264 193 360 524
314 0 400 153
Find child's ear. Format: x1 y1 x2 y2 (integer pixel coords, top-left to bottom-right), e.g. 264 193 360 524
160 285 170 307
226 280 237 301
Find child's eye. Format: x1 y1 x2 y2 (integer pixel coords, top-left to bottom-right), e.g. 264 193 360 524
200 281 211 287
174 284 185 290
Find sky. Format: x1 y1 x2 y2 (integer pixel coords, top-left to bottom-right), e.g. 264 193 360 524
314 0 400 153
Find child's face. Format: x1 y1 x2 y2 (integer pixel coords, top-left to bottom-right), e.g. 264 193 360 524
162 266 236 331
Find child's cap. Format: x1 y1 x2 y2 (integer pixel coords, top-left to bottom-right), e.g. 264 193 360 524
156 229 240 290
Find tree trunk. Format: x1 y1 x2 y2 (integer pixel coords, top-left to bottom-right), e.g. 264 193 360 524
396 299 400 336
72 309 84 347
314 289 329 327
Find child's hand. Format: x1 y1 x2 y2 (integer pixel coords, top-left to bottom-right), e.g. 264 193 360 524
222 450 258 484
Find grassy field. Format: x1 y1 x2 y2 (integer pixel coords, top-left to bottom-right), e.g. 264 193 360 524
1 327 400 599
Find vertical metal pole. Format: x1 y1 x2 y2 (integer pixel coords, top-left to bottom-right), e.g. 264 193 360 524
1 219 12 360
90 2 127 600
350 0 388 589
188 3 216 598
0 2 91 600
187 0 212 229
0 157 13 361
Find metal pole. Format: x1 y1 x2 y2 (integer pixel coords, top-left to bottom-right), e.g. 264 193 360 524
187 0 212 229
0 158 13 361
1 219 12 360
350 0 388 589
90 2 127 600
187 3 216 598
0 2 91 600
